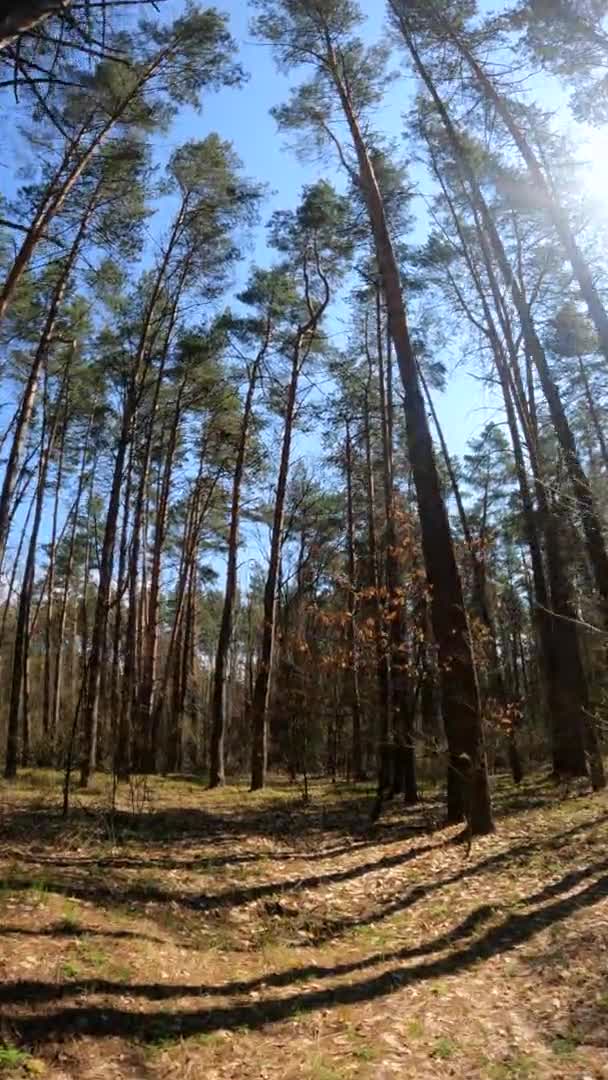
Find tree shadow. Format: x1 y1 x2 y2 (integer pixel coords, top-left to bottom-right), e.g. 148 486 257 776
2 824 433 874
1 839 441 913
0 923 165 943
1 768 596 918
0 901 499 1007
0 791 438 887
1 769 572 856
300 812 608 945
3 858 607 1046
3 812 605 935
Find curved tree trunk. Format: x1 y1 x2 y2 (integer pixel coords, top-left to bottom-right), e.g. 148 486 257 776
0 192 95 565
404 28 608 615
326 47 492 833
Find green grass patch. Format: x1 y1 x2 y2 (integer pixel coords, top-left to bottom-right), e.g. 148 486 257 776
0 1045 30 1071
305 1055 346 1080
431 1036 457 1060
60 961 82 979
406 1018 425 1040
551 1034 580 1057
189 1032 226 1049
0 1043 45 1074
487 1053 537 1079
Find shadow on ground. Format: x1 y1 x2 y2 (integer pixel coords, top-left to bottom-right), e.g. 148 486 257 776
2 856 607 1046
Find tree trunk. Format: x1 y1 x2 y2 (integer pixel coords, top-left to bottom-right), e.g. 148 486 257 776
152 465 220 764
122 427 152 773
362 366 392 791
577 356 608 471
0 192 94 565
471 215 591 780
327 49 492 833
0 0 73 50
376 299 417 803
344 419 364 780
79 406 131 786
52 434 92 752
110 439 133 778
250 339 302 791
473 214 592 781
138 385 184 765
5 367 67 777
0 486 35 649
437 12 608 363
42 396 67 749
408 36 608 615
210 343 266 788
79 203 186 787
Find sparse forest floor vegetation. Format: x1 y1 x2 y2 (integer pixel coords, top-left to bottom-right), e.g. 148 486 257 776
0 771 607 1078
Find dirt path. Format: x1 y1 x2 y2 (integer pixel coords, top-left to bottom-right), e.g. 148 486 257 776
0 773 607 1078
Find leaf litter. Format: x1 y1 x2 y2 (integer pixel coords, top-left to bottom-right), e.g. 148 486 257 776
0 772 607 1078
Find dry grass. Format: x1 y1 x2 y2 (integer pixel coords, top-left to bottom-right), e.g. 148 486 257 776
0 769 607 1078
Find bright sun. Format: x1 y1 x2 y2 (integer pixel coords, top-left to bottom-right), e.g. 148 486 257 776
578 128 608 213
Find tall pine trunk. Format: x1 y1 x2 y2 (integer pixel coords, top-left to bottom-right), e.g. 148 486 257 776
42 398 67 749
79 406 132 786
138 386 184 763
250 334 304 791
52 433 92 751
326 47 492 833
408 36 608 614
362 366 392 790
5 367 67 777
0 194 95 564
344 419 364 780
210 345 265 787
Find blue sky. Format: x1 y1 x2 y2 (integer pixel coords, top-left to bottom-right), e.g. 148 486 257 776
0 0 574 467
1 0 605 580
166 0 512 579
154 0 507 462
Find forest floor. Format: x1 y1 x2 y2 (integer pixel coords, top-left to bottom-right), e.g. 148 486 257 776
0 771 607 1080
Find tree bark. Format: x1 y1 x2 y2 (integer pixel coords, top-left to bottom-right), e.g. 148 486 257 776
0 0 72 50
138 384 184 763
5 365 67 777
344 419 364 780
79 404 131 786
362 362 392 791
325 43 492 833
52 431 92 750
0 192 95 565
577 355 608 471
250 334 304 791
405 31 608 615
42 393 67 748
376 298 417 803
210 333 268 788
